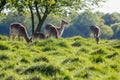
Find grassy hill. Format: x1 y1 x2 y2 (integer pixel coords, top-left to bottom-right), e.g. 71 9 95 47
0 35 120 80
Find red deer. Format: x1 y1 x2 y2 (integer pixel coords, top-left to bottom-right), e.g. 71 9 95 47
89 25 100 44
9 22 32 43
32 32 45 40
44 20 68 38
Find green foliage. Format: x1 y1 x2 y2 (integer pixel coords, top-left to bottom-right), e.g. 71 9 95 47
0 12 31 35
100 24 113 38
0 0 6 12
1 0 105 32
103 13 120 26
63 11 114 38
1 11 120 39
111 23 120 39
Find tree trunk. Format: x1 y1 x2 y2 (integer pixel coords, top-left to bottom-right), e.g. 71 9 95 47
29 6 34 35
0 0 6 12
34 2 50 32
34 2 41 22
35 14 48 32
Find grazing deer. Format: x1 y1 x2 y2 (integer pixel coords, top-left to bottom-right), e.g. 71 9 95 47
89 25 100 44
32 32 45 40
9 22 32 43
44 20 68 38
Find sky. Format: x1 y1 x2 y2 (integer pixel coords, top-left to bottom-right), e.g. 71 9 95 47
94 0 120 13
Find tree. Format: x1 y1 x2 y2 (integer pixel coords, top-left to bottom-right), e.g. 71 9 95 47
63 11 113 39
111 23 120 39
100 24 113 39
1 0 106 34
0 12 28 35
0 0 6 12
102 13 120 26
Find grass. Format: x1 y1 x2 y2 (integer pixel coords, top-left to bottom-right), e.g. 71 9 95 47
0 36 120 80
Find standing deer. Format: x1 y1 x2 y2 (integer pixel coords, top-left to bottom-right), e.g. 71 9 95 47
44 20 68 38
32 32 45 40
89 25 100 44
9 22 32 43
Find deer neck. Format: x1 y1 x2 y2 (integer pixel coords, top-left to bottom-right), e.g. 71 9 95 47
22 31 30 42
57 22 65 36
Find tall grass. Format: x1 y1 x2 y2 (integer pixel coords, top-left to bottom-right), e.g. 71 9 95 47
0 35 120 80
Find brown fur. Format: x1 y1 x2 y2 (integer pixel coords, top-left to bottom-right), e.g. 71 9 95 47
44 24 59 38
44 20 68 38
90 25 100 44
9 22 32 43
32 32 45 39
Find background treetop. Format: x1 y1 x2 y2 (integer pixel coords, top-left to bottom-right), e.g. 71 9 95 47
1 0 106 34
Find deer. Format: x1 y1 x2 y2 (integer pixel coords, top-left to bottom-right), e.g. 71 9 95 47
32 32 45 40
44 20 68 38
89 25 100 44
9 22 32 43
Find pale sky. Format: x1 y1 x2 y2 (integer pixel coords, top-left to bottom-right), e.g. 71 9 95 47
94 0 120 13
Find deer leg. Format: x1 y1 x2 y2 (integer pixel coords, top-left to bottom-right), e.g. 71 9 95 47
9 33 11 40
54 29 59 39
55 33 59 39
18 35 20 41
96 37 99 44
12 34 15 40
45 32 49 38
21 36 23 41
55 34 58 39
94 33 96 38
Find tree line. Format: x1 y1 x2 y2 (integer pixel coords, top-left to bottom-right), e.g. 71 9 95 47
0 11 120 39
0 0 104 34
63 11 118 39
1 0 120 39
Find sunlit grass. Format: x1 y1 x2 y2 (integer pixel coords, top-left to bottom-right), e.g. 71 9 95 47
0 36 120 80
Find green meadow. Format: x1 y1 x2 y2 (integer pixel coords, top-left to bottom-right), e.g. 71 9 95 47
0 35 120 80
